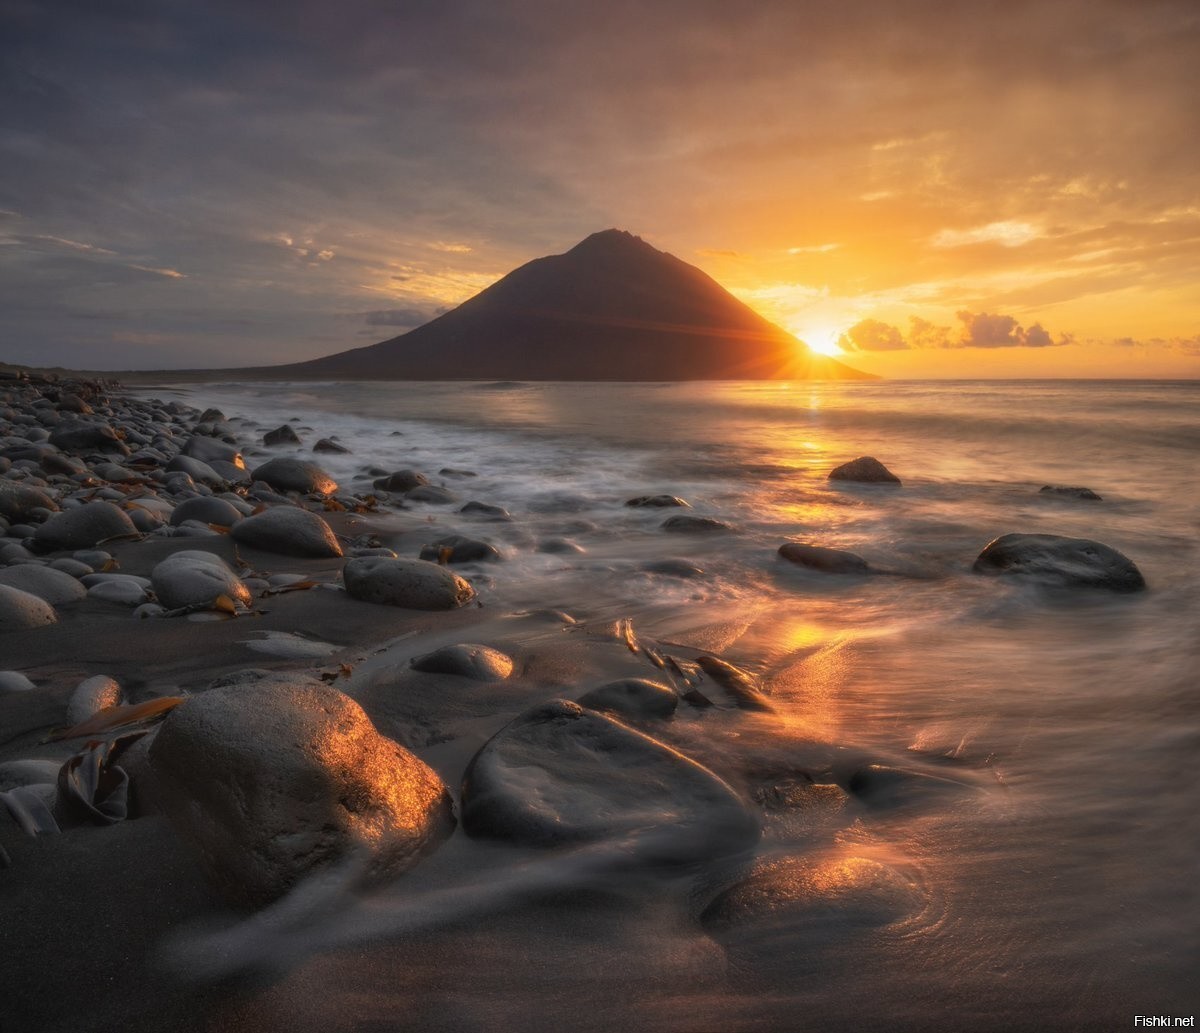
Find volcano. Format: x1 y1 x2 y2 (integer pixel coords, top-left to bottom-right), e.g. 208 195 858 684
267 230 871 380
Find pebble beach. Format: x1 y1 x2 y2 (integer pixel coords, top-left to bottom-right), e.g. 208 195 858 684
1 372 1195 1033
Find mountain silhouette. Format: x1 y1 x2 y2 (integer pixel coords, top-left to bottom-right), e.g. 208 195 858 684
266 229 871 380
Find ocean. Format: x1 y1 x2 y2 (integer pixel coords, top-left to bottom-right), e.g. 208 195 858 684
156 378 1198 1030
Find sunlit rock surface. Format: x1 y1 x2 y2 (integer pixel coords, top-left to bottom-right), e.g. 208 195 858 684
149 675 455 907
343 556 475 609
972 532 1146 592
828 456 901 484
231 506 343 558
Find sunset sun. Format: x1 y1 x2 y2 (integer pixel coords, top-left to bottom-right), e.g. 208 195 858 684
795 324 846 357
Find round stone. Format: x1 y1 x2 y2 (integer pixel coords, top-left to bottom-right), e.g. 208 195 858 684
0 583 58 633
32 501 138 552
578 678 679 719
251 458 337 495
828 456 901 484
778 542 870 574
972 532 1146 592
0 563 88 605
151 550 253 610
231 506 343 558
410 643 514 680
343 557 475 610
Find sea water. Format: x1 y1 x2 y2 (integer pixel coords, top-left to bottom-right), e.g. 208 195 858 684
159 379 1199 1031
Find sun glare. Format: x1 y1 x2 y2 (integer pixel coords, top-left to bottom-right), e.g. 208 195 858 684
795 324 845 357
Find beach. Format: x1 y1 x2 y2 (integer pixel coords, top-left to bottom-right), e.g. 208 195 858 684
2 374 1197 1033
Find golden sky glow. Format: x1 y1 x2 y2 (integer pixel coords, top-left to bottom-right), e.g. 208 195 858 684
2 1 1197 376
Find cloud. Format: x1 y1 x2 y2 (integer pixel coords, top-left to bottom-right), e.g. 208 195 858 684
932 221 1040 249
838 318 907 351
360 307 435 328
956 310 1066 348
787 243 839 255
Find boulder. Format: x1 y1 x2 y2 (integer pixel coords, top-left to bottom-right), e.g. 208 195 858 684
0 584 58 633
313 437 350 454
180 435 245 469
661 514 732 534
373 469 428 492
828 456 901 484
165 454 225 486
410 643 514 681
778 542 870 574
972 532 1146 592
231 506 343 558
0 481 58 522
1039 485 1102 501
0 563 88 605
65 675 122 726
31 501 138 552
461 699 760 863
343 557 474 610
459 501 511 520
151 550 253 610
405 485 457 504
251 458 337 495
626 494 690 508
169 495 244 528
48 420 129 455
148 676 455 907
263 424 301 446
418 534 501 564
578 678 678 720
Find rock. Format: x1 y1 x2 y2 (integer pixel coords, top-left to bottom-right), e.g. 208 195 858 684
373 469 428 492
459 501 511 520
778 542 870 574
661 514 732 534
88 580 151 606
151 550 253 610
31 501 138 553
461 699 760 863
643 558 704 578
847 764 973 809
972 532 1146 592
405 485 457 504
0 563 87 605
165 454 226 486
829 456 901 484
65 675 122 726
536 537 585 555
231 506 343 558
181 435 245 469
0 671 37 692
263 424 301 446
48 420 129 455
313 437 350 454
578 678 678 720
250 458 337 495
418 534 501 564
1039 485 1102 501
626 494 690 508
148 676 455 907
343 557 475 610
0 481 58 522
0 583 58 632
410 644 514 681
169 496 244 528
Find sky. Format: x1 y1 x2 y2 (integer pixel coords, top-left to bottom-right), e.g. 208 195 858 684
2 0 1198 378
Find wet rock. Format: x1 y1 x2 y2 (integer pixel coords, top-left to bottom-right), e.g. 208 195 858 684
536 537 585 555
48 420 129 455
87 579 151 606
696 656 773 712
0 671 37 692
65 675 123 726
263 424 301 446
373 469 428 493
0 563 88 605
343 556 475 610
829 456 901 484
0 481 58 523
439 467 476 478
578 678 678 720
313 437 350 454
847 764 973 809
778 542 870 574
410 643 514 680
169 496 244 528
405 485 457 504
661 515 733 534
418 534 501 564
972 532 1146 592
459 500 511 520
231 506 343 558
1039 485 1102 501
149 675 455 907
251 458 337 495
151 550 253 610
626 494 690 508
643 558 704 578
31 501 138 553
461 699 760 863
181 435 245 469
0 583 58 632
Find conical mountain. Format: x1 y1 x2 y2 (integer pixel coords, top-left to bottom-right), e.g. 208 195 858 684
271 230 871 380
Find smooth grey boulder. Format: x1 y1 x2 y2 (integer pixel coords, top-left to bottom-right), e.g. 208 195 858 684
578 678 678 720
263 424 301 446
1039 485 1102 501
0 583 58 632
48 420 129 455
461 699 760 863
169 496 244 528
0 671 37 692
626 494 690 508
231 506 343 558
0 481 58 522
165 454 225 486
65 675 122 726
972 532 1146 592
405 485 457 504
343 557 474 610
536 537 585 554
181 435 245 469
149 676 455 907
459 501 511 520
251 457 337 495
373 469 428 493
778 542 870 574
418 534 501 564
151 550 253 610
313 437 350 454
31 501 138 552
829 456 901 484
410 643 514 681
88 580 151 606
661 514 732 534
0 563 87 605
